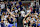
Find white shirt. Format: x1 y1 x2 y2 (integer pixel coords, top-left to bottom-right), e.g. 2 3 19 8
21 11 25 14
18 8 20 11
5 15 8 18
4 20 9 27
34 13 38 15
3 15 8 21
15 10 18 13
1 3 5 9
24 20 26 23
31 20 34 23
36 2 39 6
27 10 30 13
21 11 25 17
31 2 34 6
31 18 35 21
12 2 16 6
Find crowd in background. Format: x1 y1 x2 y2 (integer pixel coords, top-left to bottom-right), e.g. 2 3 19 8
0 0 40 27
0 0 36 1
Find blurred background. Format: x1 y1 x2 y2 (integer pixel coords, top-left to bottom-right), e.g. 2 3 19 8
0 0 40 27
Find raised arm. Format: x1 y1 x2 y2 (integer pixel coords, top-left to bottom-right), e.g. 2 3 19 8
7 8 15 17
25 10 31 18
23 10 31 27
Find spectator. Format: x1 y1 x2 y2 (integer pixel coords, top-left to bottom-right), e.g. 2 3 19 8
1 0 40 27
32 21 36 27
1 20 6 27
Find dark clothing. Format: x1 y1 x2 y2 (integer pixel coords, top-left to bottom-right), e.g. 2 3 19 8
33 9 35 13
28 21 30 27
0 16 1 22
32 23 36 27
11 18 13 22
19 1 22 5
35 9 38 12
17 17 24 27
20 7 23 11
7 18 14 24
7 18 9 22
1 23 5 27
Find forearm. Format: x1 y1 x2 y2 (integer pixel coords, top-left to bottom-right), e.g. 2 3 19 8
25 10 31 18
23 19 24 27
7 8 15 17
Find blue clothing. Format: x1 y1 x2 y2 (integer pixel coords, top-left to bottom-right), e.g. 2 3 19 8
0 19 1 21
0 15 1 22
16 6 19 9
8 24 14 27
8 23 17 27
38 23 40 26
32 23 36 27
15 23 17 27
20 7 23 11
11 18 13 22
19 2 22 5
1 23 5 27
